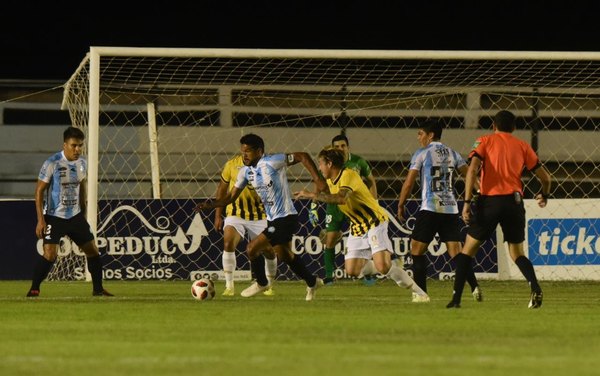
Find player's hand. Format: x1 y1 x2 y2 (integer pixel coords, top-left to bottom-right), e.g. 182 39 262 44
293 190 313 200
397 203 406 224
308 201 319 227
35 220 46 239
214 215 224 231
535 193 548 208
462 203 471 225
194 200 213 212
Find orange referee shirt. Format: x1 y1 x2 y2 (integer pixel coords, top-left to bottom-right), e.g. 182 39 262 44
469 132 540 196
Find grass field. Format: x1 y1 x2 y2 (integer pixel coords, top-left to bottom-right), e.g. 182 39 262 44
0 279 598 376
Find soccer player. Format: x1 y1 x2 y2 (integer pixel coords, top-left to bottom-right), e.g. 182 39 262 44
319 134 378 285
214 154 277 296
195 133 327 301
27 127 112 297
295 148 430 302
397 120 481 302
447 110 551 309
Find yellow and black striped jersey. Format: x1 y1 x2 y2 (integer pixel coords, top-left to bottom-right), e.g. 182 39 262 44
327 168 388 236
221 155 266 221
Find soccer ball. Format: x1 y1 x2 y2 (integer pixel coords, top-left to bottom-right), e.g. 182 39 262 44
191 278 216 301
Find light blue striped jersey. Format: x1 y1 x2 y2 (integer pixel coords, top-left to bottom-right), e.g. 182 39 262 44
409 142 466 214
234 153 297 221
38 151 87 219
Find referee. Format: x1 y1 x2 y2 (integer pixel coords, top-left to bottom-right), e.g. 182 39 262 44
447 110 551 309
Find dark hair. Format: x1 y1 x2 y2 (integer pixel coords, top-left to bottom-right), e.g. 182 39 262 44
420 120 442 140
494 110 516 132
63 126 84 141
318 148 345 168
331 134 349 146
239 133 265 152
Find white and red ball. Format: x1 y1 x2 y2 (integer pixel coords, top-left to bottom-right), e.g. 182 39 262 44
191 278 216 301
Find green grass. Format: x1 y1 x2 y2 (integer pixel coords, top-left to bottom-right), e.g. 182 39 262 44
0 279 598 376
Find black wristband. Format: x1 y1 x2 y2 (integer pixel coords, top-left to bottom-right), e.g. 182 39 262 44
540 193 549 200
464 199 471 203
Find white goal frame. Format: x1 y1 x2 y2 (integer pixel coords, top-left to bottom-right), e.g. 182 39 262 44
61 47 600 281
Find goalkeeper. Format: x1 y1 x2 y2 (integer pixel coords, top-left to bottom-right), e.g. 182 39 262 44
313 134 378 285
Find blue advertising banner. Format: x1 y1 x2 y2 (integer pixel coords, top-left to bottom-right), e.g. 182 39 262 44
528 218 600 266
0 199 497 280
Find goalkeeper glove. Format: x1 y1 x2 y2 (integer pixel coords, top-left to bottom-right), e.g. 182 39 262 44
308 201 319 227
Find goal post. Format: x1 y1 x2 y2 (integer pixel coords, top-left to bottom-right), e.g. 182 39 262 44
57 47 600 282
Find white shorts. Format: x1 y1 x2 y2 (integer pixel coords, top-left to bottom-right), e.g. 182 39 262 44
345 221 393 260
223 216 267 240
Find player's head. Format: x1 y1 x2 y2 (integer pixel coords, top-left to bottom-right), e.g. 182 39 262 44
317 148 345 179
239 133 264 166
331 134 350 162
493 110 516 132
62 127 85 161
417 120 442 147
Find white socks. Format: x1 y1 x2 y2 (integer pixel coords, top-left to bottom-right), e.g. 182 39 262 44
265 256 278 286
222 251 236 289
386 263 426 295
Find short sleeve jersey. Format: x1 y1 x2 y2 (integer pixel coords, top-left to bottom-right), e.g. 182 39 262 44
409 141 466 214
469 132 540 196
221 155 266 221
234 153 297 221
327 168 388 236
38 151 87 219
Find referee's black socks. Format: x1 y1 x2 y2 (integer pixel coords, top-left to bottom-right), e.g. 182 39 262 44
515 256 542 293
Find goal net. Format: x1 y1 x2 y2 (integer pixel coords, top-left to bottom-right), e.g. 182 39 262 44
58 48 600 282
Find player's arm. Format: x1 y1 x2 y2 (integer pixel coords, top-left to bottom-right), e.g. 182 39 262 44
213 178 229 231
533 164 552 208
34 180 49 239
397 169 418 220
195 186 243 212
365 173 377 199
294 187 350 205
79 179 87 214
458 163 480 192
287 152 328 193
462 156 481 224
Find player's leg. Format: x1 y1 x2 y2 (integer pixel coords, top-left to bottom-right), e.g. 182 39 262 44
323 204 344 284
28 242 58 297
368 222 429 301
222 220 243 296
262 246 277 296
410 240 429 293
502 198 542 308
509 242 543 308
78 240 112 296
447 241 482 301
241 233 271 297
68 213 112 296
447 235 482 308
409 210 438 293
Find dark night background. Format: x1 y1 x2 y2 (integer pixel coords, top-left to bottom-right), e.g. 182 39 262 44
0 1 597 80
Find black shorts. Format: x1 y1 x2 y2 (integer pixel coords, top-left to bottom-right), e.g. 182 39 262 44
411 210 463 244
263 215 299 246
43 212 95 246
467 194 526 243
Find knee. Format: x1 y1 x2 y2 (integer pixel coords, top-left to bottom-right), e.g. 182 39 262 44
374 260 390 275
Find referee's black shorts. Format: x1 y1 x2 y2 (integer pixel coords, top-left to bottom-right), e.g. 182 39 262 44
467 194 526 243
411 210 463 244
